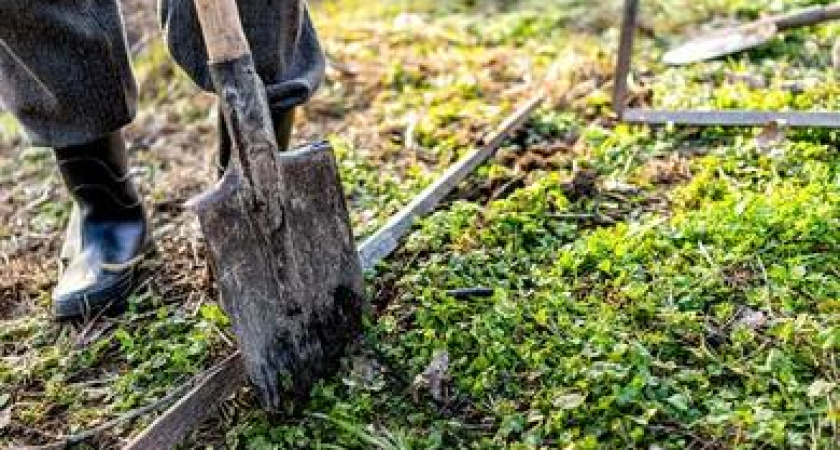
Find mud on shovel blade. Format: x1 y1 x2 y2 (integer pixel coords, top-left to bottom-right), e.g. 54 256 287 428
187 0 365 411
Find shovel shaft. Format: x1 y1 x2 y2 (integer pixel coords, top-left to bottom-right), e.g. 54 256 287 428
194 0 250 63
191 0 278 190
768 4 840 30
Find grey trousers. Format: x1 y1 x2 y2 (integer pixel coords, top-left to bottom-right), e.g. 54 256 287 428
0 0 325 147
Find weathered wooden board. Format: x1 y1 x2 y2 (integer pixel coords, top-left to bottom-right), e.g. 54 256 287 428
125 353 246 450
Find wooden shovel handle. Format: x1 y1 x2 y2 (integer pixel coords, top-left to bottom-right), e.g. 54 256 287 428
772 4 840 30
194 0 250 63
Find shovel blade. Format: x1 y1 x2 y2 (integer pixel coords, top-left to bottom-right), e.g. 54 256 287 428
664 22 777 66
189 141 365 410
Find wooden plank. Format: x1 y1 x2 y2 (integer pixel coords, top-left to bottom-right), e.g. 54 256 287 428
358 93 545 271
622 109 840 128
125 352 246 450
124 93 545 449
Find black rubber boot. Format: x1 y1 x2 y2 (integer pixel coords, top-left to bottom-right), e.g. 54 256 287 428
53 132 152 320
217 106 295 177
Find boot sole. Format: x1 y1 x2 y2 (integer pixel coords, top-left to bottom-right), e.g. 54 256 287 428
53 246 157 321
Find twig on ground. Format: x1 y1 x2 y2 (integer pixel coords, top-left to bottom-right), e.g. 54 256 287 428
74 300 119 348
74 319 116 349
488 175 526 203
446 287 494 299
18 376 194 449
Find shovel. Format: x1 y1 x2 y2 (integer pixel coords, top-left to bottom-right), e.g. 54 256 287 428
664 3 840 66
187 0 365 411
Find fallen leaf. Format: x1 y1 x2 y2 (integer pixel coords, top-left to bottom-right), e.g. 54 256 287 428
553 392 585 410
413 350 450 403
754 120 786 153
343 356 386 392
666 393 689 411
603 179 640 194
807 379 836 398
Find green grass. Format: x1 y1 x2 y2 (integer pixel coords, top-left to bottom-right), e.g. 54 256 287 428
229 135 838 449
216 1 839 448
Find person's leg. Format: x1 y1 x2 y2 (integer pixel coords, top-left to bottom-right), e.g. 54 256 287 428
0 1 150 319
160 0 326 172
0 1 137 147
52 133 152 319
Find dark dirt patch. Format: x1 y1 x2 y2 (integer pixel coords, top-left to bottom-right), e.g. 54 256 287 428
641 154 693 186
